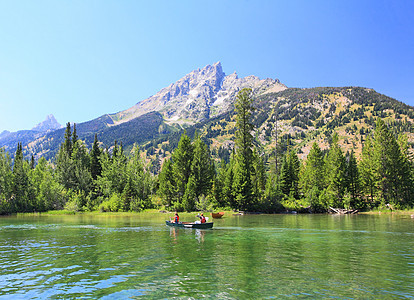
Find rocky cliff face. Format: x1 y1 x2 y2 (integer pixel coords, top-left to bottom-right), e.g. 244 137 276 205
32 114 62 132
111 62 287 125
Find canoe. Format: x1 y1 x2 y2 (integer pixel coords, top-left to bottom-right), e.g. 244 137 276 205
165 220 213 229
211 212 224 219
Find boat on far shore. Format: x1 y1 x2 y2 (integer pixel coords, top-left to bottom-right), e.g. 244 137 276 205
165 220 214 229
211 212 224 219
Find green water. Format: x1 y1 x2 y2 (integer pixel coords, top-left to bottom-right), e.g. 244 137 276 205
0 213 413 299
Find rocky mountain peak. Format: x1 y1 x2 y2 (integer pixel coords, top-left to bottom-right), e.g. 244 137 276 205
111 62 287 125
32 114 62 132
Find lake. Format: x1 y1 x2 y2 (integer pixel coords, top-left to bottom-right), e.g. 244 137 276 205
0 213 413 299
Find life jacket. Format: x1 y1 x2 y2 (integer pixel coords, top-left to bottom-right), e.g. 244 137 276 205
201 216 206 223
175 215 179 222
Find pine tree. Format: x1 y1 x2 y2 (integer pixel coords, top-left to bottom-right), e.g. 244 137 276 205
213 159 227 207
324 133 346 207
0 148 13 214
345 149 360 207
97 140 127 197
223 153 236 208
372 118 413 207
11 143 33 212
158 159 176 208
15 142 23 162
112 140 118 158
191 136 214 198
182 174 197 212
64 122 72 156
31 157 64 211
396 135 414 207
288 150 300 199
122 176 134 211
233 88 255 211
279 148 300 201
300 142 325 193
72 123 78 146
252 149 266 205
56 144 76 191
30 155 35 169
150 154 161 175
300 142 325 210
71 140 93 199
124 145 153 211
263 172 283 212
90 134 102 180
279 153 290 197
172 132 194 201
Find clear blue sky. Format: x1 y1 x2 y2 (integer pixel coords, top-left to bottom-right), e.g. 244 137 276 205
1 0 413 132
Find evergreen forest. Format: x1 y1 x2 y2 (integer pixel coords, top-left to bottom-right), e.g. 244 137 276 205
1 88 413 215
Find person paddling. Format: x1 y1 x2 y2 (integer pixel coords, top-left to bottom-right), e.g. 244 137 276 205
173 212 179 223
199 213 206 224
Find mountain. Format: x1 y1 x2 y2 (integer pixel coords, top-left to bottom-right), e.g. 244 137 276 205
2 62 414 163
110 62 287 125
32 114 62 132
7 62 288 160
0 115 62 156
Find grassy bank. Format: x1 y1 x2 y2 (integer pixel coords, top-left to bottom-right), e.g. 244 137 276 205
360 208 414 215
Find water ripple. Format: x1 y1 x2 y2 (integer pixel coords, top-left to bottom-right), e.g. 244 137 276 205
0 214 413 299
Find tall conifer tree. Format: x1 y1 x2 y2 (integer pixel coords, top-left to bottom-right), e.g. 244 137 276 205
372 118 413 207
172 132 194 201
0 148 13 214
12 143 32 212
359 135 376 204
64 122 72 155
345 149 360 207
191 136 214 198
232 88 255 211
72 123 78 147
90 134 102 180
300 142 325 210
158 159 176 208
324 133 346 207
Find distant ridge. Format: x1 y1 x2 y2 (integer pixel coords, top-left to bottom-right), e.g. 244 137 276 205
0 114 63 156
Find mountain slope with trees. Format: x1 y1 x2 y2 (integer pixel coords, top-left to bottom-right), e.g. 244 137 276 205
1 63 414 215
141 86 414 170
4 64 414 167
1 89 413 216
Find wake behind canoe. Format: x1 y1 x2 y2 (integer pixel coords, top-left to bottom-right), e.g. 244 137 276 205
165 220 213 229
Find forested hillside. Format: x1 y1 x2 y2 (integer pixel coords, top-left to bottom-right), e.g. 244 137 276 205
141 86 414 167
1 88 413 215
24 111 178 161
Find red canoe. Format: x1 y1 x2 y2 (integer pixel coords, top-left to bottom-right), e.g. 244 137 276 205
211 212 224 219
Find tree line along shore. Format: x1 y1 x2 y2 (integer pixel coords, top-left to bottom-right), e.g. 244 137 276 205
1 88 413 215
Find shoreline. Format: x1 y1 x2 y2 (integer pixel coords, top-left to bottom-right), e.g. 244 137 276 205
3 208 413 217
